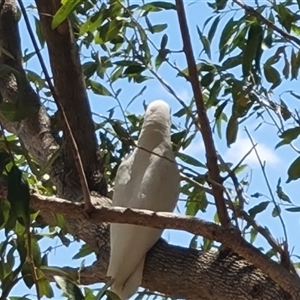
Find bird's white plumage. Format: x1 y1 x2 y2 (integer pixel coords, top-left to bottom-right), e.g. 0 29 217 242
107 100 180 300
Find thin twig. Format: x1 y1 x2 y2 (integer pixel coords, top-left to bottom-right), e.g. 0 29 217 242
26 227 41 300
232 0 300 47
244 128 288 245
238 210 283 254
180 172 212 194
175 0 230 227
18 0 93 213
217 153 249 210
222 144 257 182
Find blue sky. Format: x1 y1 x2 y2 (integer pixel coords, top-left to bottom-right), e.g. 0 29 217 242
4 0 300 299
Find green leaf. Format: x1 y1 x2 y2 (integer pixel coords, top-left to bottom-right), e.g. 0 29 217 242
72 244 94 259
226 116 238 147
222 54 242 70
201 72 214 87
41 266 75 281
279 127 300 143
52 0 81 29
208 16 220 43
30 237 42 267
248 201 270 218
186 190 208 216
54 213 68 233
123 65 146 75
202 237 213 251
7 166 30 225
286 207 300 212
89 80 112 96
214 101 228 121
0 102 37 122
22 261 35 288
280 99 291 121
251 192 263 198
145 16 154 34
34 269 54 298
272 206 281 218
282 54 290 79
115 60 143 67
250 228 258 244
265 248 277 258
189 235 198 249
80 10 103 35
171 130 187 146
264 65 281 88
275 4 300 33
0 200 10 229
160 34 168 49
155 51 165 70
218 17 236 61
82 61 97 79
84 287 97 300
197 26 211 59
95 279 114 300
54 276 84 300
96 20 123 44
126 86 147 109
291 50 300 80
216 0 228 10
0 151 11 172
1 266 22 297
177 152 206 168
287 156 300 183
152 24 167 33
242 23 263 78
142 1 176 11
34 17 45 48
234 164 247 175
112 122 130 141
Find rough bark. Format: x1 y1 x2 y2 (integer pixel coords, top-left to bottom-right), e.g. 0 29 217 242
34 0 107 197
0 1 298 299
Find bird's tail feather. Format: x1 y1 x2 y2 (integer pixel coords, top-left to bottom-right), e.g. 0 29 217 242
111 257 145 300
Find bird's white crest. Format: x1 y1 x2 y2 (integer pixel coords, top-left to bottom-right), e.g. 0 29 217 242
107 100 180 300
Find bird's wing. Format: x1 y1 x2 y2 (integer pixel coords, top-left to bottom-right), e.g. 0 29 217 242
111 152 136 207
107 147 180 298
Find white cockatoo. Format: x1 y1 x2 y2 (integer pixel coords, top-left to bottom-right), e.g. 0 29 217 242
107 100 180 300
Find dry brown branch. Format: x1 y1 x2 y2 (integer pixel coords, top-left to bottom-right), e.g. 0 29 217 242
175 0 230 227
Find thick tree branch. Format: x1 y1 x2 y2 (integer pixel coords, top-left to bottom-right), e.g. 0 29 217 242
44 243 290 300
0 0 58 166
0 0 82 200
25 192 300 298
232 0 300 46
175 0 230 227
19 0 94 213
34 0 107 196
